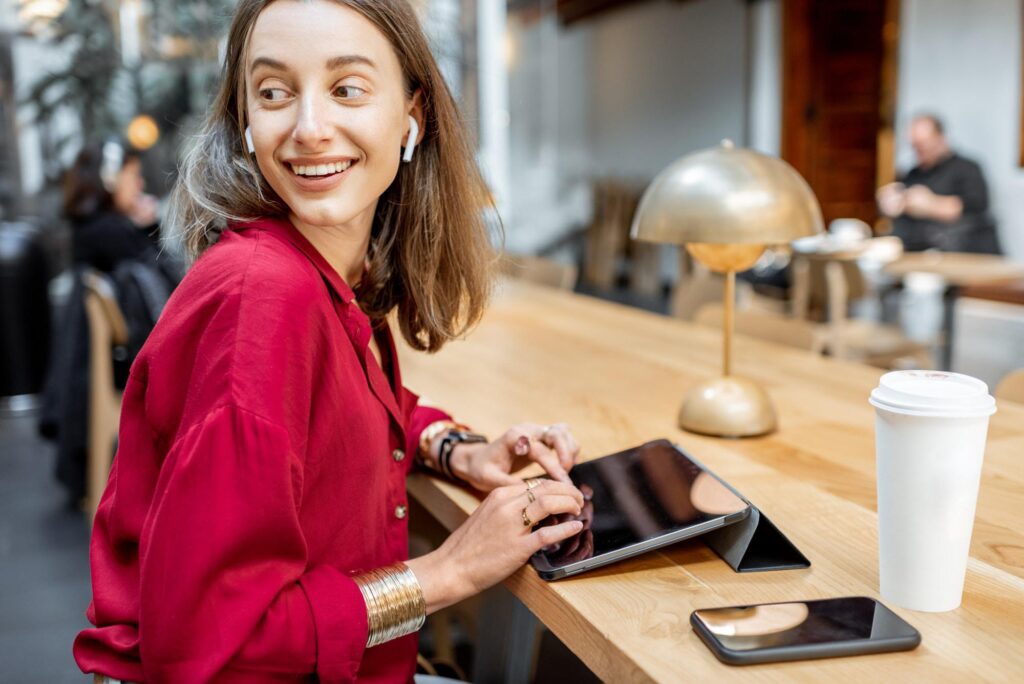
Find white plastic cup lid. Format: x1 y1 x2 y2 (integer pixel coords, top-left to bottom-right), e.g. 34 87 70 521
869 370 997 418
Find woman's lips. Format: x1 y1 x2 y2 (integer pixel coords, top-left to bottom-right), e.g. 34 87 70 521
285 161 356 192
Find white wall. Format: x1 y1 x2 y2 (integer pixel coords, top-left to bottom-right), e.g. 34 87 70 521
896 0 1024 260
505 0 749 251
505 11 592 251
747 0 781 156
586 0 747 178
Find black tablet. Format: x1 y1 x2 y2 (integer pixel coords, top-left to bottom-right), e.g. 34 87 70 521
530 439 752 580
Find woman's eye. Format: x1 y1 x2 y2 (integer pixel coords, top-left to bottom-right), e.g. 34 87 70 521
259 88 289 102
333 85 366 99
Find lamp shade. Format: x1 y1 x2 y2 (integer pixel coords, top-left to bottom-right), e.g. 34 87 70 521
630 141 824 245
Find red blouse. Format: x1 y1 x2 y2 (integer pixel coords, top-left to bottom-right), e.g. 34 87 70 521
73 217 450 683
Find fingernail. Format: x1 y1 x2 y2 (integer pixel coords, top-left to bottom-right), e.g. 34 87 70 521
515 436 530 456
571 521 584 531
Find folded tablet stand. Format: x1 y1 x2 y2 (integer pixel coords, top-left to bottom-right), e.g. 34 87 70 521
702 505 811 572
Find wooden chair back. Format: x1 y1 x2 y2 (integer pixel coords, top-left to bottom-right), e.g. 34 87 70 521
995 369 1024 404
791 254 867 321
82 271 128 520
501 253 578 291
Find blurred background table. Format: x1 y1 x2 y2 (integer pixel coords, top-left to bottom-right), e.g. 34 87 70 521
884 251 1024 286
397 278 1024 683
885 252 1024 371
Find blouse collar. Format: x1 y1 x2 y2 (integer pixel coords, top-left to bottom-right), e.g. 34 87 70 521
230 216 357 305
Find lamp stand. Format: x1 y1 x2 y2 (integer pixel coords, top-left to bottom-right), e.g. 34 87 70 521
677 270 778 437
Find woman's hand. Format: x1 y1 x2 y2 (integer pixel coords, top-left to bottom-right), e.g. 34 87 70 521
449 422 581 492
406 479 585 613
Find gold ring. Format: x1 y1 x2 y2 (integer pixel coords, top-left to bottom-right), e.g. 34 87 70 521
525 488 537 503
521 506 533 527
525 477 543 490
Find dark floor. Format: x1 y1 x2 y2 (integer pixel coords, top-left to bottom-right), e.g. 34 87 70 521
0 408 93 682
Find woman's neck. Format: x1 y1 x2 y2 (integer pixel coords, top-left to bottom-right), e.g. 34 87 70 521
289 212 373 289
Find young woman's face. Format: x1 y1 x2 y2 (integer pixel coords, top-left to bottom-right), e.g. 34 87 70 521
245 0 417 231
112 157 144 215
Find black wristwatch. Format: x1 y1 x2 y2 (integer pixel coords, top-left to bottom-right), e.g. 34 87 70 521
438 430 488 481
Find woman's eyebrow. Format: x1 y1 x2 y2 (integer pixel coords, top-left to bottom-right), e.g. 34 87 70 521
326 54 376 71
249 55 375 75
250 56 288 74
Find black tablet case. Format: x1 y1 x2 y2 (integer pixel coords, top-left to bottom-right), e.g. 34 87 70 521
702 505 810 572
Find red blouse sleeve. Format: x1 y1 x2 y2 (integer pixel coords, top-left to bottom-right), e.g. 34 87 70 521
136 403 367 683
404 402 454 461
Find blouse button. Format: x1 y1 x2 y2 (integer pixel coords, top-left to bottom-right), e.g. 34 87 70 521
392 448 405 462
394 505 408 519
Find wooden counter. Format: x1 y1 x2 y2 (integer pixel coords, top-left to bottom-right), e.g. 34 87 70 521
397 279 1024 682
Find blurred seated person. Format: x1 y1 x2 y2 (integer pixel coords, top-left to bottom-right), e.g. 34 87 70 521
876 114 1001 254
43 142 180 503
64 141 162 272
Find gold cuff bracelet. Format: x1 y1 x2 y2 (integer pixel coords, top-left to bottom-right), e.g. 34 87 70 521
352 562 426 648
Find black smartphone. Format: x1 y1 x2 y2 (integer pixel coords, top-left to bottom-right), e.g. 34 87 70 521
690 597 920 665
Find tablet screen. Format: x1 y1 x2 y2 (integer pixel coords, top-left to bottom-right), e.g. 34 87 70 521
534 440 748 570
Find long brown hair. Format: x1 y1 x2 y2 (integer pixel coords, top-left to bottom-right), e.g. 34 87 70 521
166 0 496 352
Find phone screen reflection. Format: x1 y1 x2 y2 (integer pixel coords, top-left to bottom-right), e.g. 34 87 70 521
693 597 911 650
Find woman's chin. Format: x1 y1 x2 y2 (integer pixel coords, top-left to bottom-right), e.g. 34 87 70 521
288 203 360 231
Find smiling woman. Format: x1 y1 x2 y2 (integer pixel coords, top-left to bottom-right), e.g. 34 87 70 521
73 2 587 683
169 0 492 353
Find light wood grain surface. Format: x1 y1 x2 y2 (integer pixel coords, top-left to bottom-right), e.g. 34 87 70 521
885 252 1024 286
397 279 1024 683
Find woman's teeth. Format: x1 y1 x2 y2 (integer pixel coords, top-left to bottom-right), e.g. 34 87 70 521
289 160 353 177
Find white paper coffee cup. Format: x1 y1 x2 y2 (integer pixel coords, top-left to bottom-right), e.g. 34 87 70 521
869 370 996 612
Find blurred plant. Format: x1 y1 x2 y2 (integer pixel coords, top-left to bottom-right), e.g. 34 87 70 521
20 0 122 172
20 0 234 182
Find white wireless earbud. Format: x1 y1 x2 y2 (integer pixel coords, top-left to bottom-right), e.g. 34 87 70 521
245 126 255 154
402 115 419 163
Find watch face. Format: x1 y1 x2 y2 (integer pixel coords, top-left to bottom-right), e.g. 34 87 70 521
448 431 486 443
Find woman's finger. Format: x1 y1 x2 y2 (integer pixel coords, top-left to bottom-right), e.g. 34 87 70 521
475 464 520 491
528 440 570 483
542 429 576 472
530 520 585 551
530 478 584 507
520 493 582 529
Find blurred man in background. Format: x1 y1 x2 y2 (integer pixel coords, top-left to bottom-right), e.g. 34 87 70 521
877 114 1000 254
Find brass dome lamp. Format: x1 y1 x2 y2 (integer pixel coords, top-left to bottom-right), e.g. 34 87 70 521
631 141 824 437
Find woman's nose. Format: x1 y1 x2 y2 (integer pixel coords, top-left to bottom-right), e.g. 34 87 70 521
292 96 331 147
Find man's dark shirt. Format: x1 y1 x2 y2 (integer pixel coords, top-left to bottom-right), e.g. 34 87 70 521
893 153 1000 253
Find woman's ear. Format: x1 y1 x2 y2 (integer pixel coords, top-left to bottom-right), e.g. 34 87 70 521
408 89 425 146
403 116 419 163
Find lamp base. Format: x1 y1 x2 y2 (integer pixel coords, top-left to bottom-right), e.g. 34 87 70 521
678 376 777 438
